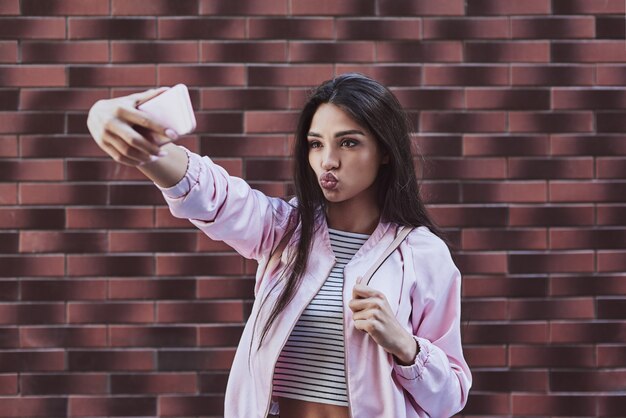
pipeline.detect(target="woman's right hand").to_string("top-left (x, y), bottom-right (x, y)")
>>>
top-left (86, 87), bottom-right (179, 167)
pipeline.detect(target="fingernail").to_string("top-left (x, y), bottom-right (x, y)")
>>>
top-left (165, 129), bottom-right (178, 140)
top-left (158, 150), bottom-right (168, 157)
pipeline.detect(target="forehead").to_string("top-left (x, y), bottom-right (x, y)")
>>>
top-left (309, 103), bottom-right (364, 131)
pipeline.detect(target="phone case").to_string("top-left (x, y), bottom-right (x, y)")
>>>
top-left (137, 83), bottom-right (197, 139)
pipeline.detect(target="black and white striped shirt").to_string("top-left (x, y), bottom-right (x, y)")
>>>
top-left (271, 227), bottom-right (371, 407)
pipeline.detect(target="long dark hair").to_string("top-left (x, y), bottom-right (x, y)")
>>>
top-left (251, 73), bottom-right (455, 355)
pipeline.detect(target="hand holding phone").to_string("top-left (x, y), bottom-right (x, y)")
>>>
top-left (136, 83), bottom-right (197, 145)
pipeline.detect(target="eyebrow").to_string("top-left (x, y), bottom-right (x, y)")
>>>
top-left (307, 129), bottom-right (366, 138)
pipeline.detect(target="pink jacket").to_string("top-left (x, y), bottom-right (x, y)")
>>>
top-left (155, 146), bottom-right (472, 418)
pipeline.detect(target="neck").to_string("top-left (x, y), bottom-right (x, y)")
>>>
top-left (325, 199), bottom-right (380, 235)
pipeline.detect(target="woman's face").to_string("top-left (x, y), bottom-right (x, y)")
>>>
top-left (307, 103), bottom-right (389, 206)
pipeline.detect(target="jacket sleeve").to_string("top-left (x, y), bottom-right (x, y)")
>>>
top-left (154, 145), bottom-right (295, 262)
top-left (391, 237), bottom-right (473, 417)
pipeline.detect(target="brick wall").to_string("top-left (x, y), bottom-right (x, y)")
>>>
top-left (1, 0), bottom-right (625, 416)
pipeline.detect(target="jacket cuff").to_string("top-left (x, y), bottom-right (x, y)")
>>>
top-left (154, 145), bottom-right (201, 199)
top-left (392, 335), bottom-right (432, 380)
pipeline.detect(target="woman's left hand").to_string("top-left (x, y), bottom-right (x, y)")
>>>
top-left (349, 281), bottom-right (418, 365)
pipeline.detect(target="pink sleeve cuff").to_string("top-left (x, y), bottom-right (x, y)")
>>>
top-left (154, 145), bottom-right (202, 199)
top-left (392, 335), bottom-right (432, 381)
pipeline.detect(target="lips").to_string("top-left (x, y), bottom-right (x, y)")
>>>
top-left (320, 172), bottom-right (338, 190)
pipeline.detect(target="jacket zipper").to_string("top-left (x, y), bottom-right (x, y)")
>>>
top-left (262, 259), bottom-right (337, 417)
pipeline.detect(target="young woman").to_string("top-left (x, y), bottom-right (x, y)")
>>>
top-left (87, 73), bottom-right (472, 418)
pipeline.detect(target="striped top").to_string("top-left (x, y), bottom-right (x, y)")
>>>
top-left (271, 227), bottom-right (371, 407)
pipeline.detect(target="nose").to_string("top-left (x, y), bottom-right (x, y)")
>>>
top-left (321, 147), bottom-right (339, 170)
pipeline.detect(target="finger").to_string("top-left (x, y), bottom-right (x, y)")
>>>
top-left (132, 87), bottom-right (169, 107)
top-left (104, 131), bottom-right (152, 165)
top-left (116, 106), bottom-right (177, 144)
top-left (109, 120), bottom-right (162, 156)
top-left (100, 138), bottom-right (141, 167)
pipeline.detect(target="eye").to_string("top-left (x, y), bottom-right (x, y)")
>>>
top-left (307, 140), bottom-right (320, 148)
top-left (341, 138), bottom-right (358, 147)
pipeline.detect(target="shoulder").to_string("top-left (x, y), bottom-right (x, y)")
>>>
top-left (405, 225), bottom-right (451, 260)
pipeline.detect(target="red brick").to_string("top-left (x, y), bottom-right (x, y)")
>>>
top-left (69, 65), bottom-right (156, 87)
top-left (551, 321), bottom-right (626, 343)
top-left (462, 181), bottom-right (547, 203)
top-left (553, 88), bottom-right (626, 110)
top-left (69, 397), bottom-right (156, 417)
top-left (0, 303), bottom-right (65, 325)
top-left (68, 302), bottom-right (154, 324)
top-left (0, 397), bottom-right (67, 417)
top-left (377, 41), bottom-right (462, 62)
top-left (109, 326), bottom-right (197, 347)
top-left (0, 160), bottom-right (63, 181)
top-left (597, 112), bottom-right (626, 133)
top-left (466, 41), bottom-right (549, 62)
top-left (109, 279), bottom-right (196, 300)
top-left (464, 346), bottom-right (506, 368)
top-left (389, 88), bottom-right (463, 109)
top-left (511, 205), bottom-right (594, 227)
top-left (553, 41), bottom-right (626, 63)
top-left (464, 276), bottom-right (547, 298)
top-left (157, 349), bottom-right (235, 371)
top-left (67, 255), bottom-right (154, 277)
top-left (0, 374), bottom-right (17, 394)
top-left (19, 184), bottom-right (107, 205)
top-left (66, 208), bottom-right (154, 229)
top-left (512, 17), bottom-right (595, 39)
top-left (21, 0), bottom-right (109, 15)
top-left (0, 183), bottom-right (16, 205)
top-left (467, 88), bottom-right (549, 110)
top-left (420, 111), bottom-right (506, 133)
top-left (0, 232), bottom-right (17, 252)
top-left (462, 228), bottom-right (546, 250)
top-left (291, 0), bottom-right (375, 15)
top-left (21, 373), bottom-right (107, 395)
top-left (473, 370), bottom-right (549, 392)
top-left (551, 275), bottom-right (626, 296)
top-left (510, 111), bottom-right (593, 133)
top-left (597, 65), bottom-right (626, 86)
top-left (550, 181), bottom-right (626, 203)
top-left (598, 298), bottom-right (626, 319)
top-left (467, 0), bottom-right (550, 15)
top-left (200, 40), bottom-right (285, 62)
top-left (159, 395), bottom-right (224, 416)
top-left (551, 134), bottom-right (626, 156)
top-left (0, 351), bottom-right (65, 372)
top-left (424, 64), bottom-right (509, 86)
top-left (598, 251), bottom-right (626, 272)
top-left (510, 252), bottom-right (594, 274)
top-left (463, 135), bottom-right (549, 157)
top-left (0, 112), bottom-right (64, 134)
top-left (598, 346), bottom-right (626, 367)
top-left (198, 325), bottom-right (244, 346)
top-left (0, 135), bottom-right (17, 156)
top-left (0, 17), bottom-right (65, 38)
top-left (109, 184), bottom-right (171, 206)
top-left (69, 18), bottom-right (156, 39)
top-left (158, 64), bottom-right (244, 86)
top-left (157, 301), bottom-right (243, 323)
top-left (156, 254), bottom-right (244, 276)
top-left (0, 207), bottom-right (65, 229)
top-left (597, 205), bottom-right (626, 226)
top-left (0, 41), bottom-right (17, 62)
top-left (24, 41), bottom-right (108, 64)
top-left (1, 256), bottom-right (64, 277)
top-left (20, 279), bottom-right (107, 301)
top-left (513, 394), bottom-right (597, 416)
top-left (424, 17), bottom-right (508, 39)
top-left (248, 17), bottom-right (333, 39)
top-left (512, 298), bottom-right (595, 319)
top-left (158, 17), bottom-right (245, 39)
top-left (200, 89), bottom-right (288, 110)
top-left (290, 41), bottom-right (374, 63)
top-left (112, 41), bottom-right (198, 63)
top-left (336, 18), bottom-right (420, 40)
top-left (111, 373), bottom-right (197, 394)
top-left (0, 65), bottom-right (66, 87)
top-left (246, 159), bottom-right (290, 181)
top-left (68, 350), bottom-right (154, 371)
top-left (378, 0), bottom-right (464, 16)
top-left (508, 157), bottom-right (593, 179)
top-left (248, 64), bottom-right (333, 86)
top-left (20, 135), bottom-right (102, 157)
top-left (0, 328), bottom-right (19, 348)
top-left (0, 91), bottom-right (17, 111)
top-left (156, 207), bottom-right (197, 228)
top-left (552, 0), bottom-right (625, 14)
top-left (21, 326), bottom-right (107, 348)
top-left (198, 373), bottom-right (229, 392)
top-left (244, 110), bottom-right (299, 133)
top-left (336, 65), bottom-right (423, 87)
top-left (109, 231), bottom-right (196, 252)
top-left (112, 0), bottom-right (198, 15)
top-left (20, 88), bottom-right (108, 110)
top-left (512, 65), bottom-right (593, 86)
top-left (196, 278), bottom-right (253, 299)
top-left (597, 158), bottom-right (626, 178)
top-left (463, 323), bottom-right (548, 344)
top-left (200, 0), bottom-right (286, 15)
top-left (596, 16), bottom-right (624, 39)
top-left (0, 0), bottom-right (19, 15)
top-left (510, 345), bottom-right (595, 367)
top-left (20, 231), bottom-right (107, 253)
top-left (0, 281), bottom-right (18, 300)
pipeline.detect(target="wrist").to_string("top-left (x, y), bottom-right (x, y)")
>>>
top-left (394, 334), bottom-right (419, 366)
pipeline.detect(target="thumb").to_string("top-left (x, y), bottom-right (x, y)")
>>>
top-left (132, 86), bottom-right (170, 107)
